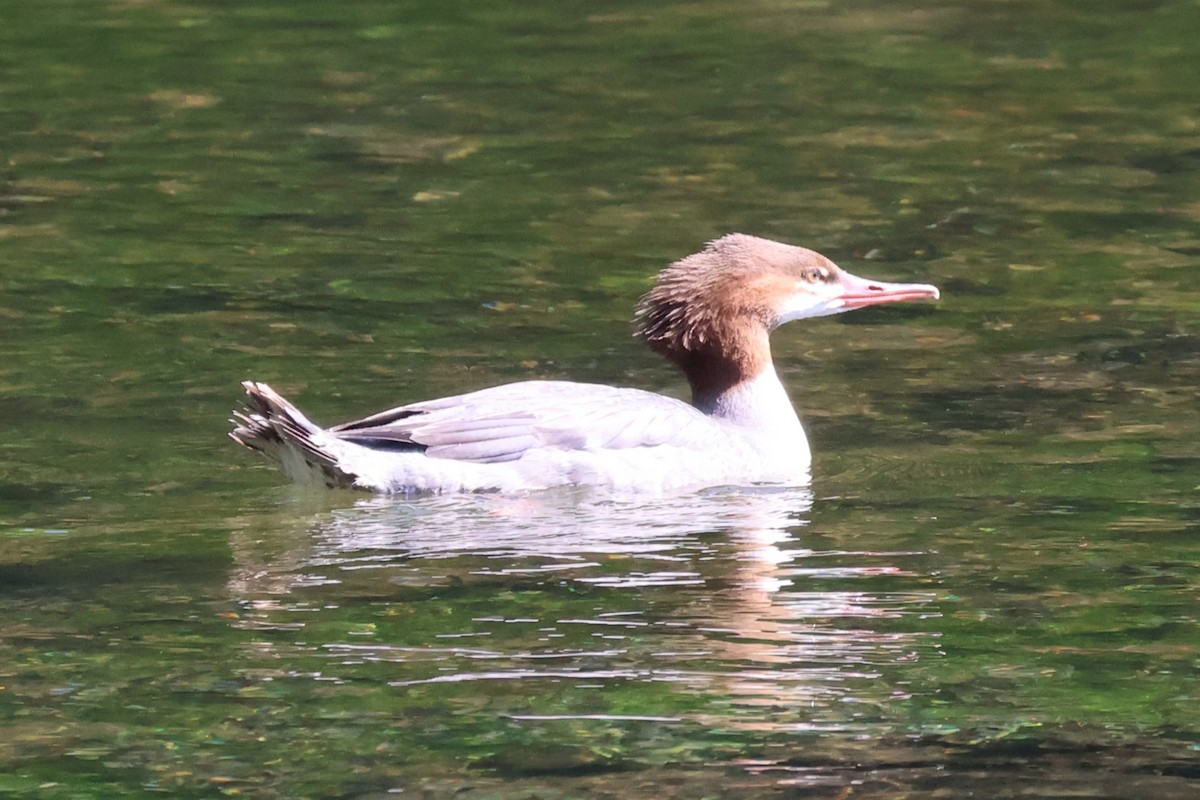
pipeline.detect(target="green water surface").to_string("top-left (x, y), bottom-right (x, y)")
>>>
top-left (1, 1), bottom-right (1198, 797)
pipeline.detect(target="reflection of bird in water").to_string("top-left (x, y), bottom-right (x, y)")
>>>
top-left (225, 488), bottom-right (942, 731)
top-left (231, 234), bottom-right (937, 493)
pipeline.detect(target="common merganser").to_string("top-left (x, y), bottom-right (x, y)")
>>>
top-left (231, 234), bottom-right (938, 494)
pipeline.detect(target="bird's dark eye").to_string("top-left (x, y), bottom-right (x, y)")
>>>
top-left (803, 267), bottom-right (830, 283)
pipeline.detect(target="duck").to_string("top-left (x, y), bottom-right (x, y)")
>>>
top-left (231, 234), bottom-right (939, 494)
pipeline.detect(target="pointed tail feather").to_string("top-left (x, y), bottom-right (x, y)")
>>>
top-left (230, 381), bottom-right (359, 489)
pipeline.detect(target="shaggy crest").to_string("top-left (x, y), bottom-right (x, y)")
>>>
top-left (634, 233), bottom-right (836, 352)
top-left (633, 234), bottom-right (839, 405)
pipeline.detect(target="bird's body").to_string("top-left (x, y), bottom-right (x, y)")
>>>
top-left (231, 234), bottom-right (938, 494)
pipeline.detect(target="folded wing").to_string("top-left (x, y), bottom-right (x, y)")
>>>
top-left (329, 381), bottom-right (713, 464)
